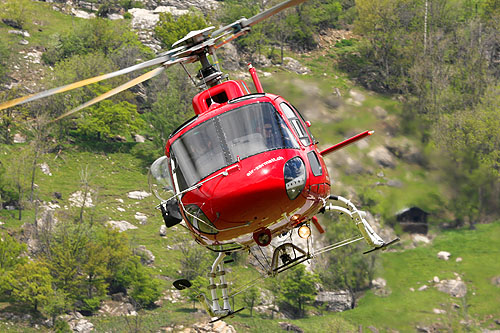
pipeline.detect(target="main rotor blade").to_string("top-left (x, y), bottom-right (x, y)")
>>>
top-left (211, 0), bottom-right (308, 37)
top-left (52, 66), bottom-right (165, 122)
top-left (0, 55), bottom-right (171, 111)
top-left (242, 0), bottom-right (308, 28)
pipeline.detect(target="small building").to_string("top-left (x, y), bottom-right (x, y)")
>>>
top-left (396, 206), bottom-right (429, 234)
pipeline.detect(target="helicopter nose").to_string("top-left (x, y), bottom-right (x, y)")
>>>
top-left (200, 155), bottom-right (307, 226)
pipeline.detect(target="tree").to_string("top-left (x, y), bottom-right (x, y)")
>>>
top-left (276, 265), bottom-right (318, 318)
top-left (75, 100), bottom-right (145, 141)
top-left (145, 67), bottom-right (197, 149)
top-left (42, 18), bottom-right (151, 65)
top-left (154, 12), bottom-right (207, 48)
top-left (316, 214), bottom-right (376, 307)
top-left (434, 86), bottom-right (500, 226)
top-left (114, 256), bottom-right (161, 308)
top-left (242, 287), bottom-right (260, 317)
top-left (4, 261), bottom-right (54, 312)
top-left (0, 232), bottom-right (26, 273)
top-left (0, 0), bottom-right (30, 29)
top-left (183, 275), bottom-right (208, 310)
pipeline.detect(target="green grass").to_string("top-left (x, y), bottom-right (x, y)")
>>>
top-left (336, 221), bottom-right (500, 332)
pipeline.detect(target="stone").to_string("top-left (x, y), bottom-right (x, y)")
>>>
top-left (283, 57), bottom-right (311, 75)
top-left (349, 89), bottom-right (366, 103)
top-left (387, 179), bottom-right (403, 188)
top-left (437, 251), bottom-right (451, 260)
top-left (418, 285), bottom-right (428, 291)
top-left (13, 133), bottom-right (26, 143)
top-left (69, 191), bottom-right (94, 208)
top-left (107, 13), bottom-right (123, 20)
top-left (107, 220), bottom-right (138, 232)
top-left (372, 277), bottom-right (386, 289)
top-left (433, 276), bottom-right (440, 283)
top-left (314, 290), bottom-right (353, 312)
top-left (436, 279), bottom-right (467, 298)
top-left (368, 326), bottom-right (379, 333)
top-left (456, 257), bottom-right (463, 262)
top-left (254, 54), bottom-right (272, 67)
top-left (69, 318), bottom-right (94, 333)
top-left (491, 276), bottom-right (500, 286)
top-left (135, 212), bottom-right (148, 224)
top-left (159, 224), bottom-right (167, 236)
top-left (412, 234), bottom-right (431, 244)
top-left (368, 146), bottom-right (396, 168)
top-left (134, 134), bottom-right (146, 143)
top-left (2, 18), bottom-right (23, 29)
top-left (112, 134), bottom-right (127, 142)
top-left (8, 30), bottom-right (30, 37)
top-left (278, 322), bottom-right (304, 333)
top-left (99, 300), bottom-right (136, 316)
top-left (433, 308), bottom-right (446, 314)
top-left (134, 245), bottom-right (155, 265)
top-left (71, 9), bottom-right (96, 19)
top-left (127, 190), bottom-right (151, 200)
top-left (373, 106), bottom-right (388, 119)
top-left (40, 162), bottom-right (52, 176)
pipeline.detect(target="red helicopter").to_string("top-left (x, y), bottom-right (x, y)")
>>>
top-left (0, 0), bottom-right (398, 321)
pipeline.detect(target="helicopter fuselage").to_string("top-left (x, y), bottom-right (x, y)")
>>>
top-left (164, 79), bottom-right (330, 251)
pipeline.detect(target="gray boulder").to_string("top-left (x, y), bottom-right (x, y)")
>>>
top-left (134, 245), bottom-right (155, 265)
top-left (436, 279), bottom-right (467, 298)
top-left (368, 146), bottom-right (396, 168)
top-left (314, 290), bottom-right (353, 312)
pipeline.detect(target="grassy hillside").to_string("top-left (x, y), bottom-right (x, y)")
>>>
top-left (1, 1), bottom-right (499, 332)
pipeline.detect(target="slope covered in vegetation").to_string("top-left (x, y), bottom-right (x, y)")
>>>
top-left (0, 0), bottom-right (499, 332)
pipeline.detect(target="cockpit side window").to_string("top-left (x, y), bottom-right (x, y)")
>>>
top-left (280, 102), bottom-right (312, 146)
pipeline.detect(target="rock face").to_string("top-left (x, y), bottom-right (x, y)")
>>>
top-left (99, 300), bottom-right (137, 316)
top-left (314, 290), bottom-right (353, 312)
top-left (436, 279), bottom-right (467, 298)
top-left (61, 312), bottom-right (94, 333)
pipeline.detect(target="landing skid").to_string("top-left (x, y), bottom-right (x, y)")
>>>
top-left (209, 307), bottom-right (245, 323)
top-left (321, 194), bottom-right (399, 255)
top-left (363, 237), bottom-right (400, 254)
top-left (173, 194), bottom-right (399, 322)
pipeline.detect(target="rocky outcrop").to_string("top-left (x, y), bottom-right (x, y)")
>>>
top-left (60, 312), bottom-right (94, 333)
top-left (69, 190), bottom-right (94, 208)
top-left (98, 299), bottom-right (137, 316)
top-left (314, 290), bottom-right (353, 312)
top-left (135, 0), bottom-right (219, 12)
top-left (436, 279), bottom-right (467, 298)
top-left (282, 57), bottom-right (311, 75)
